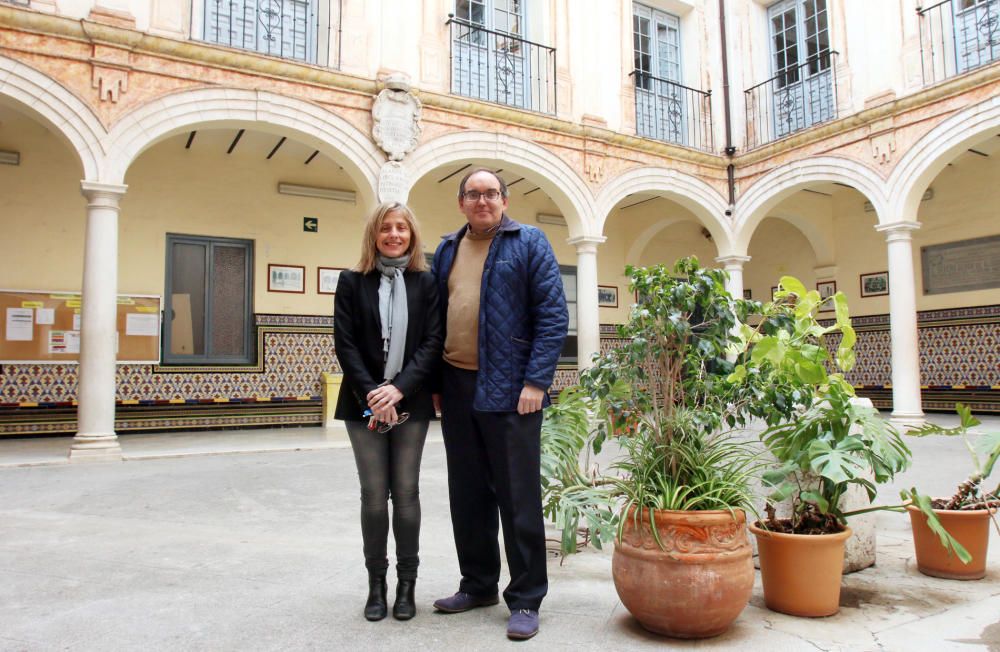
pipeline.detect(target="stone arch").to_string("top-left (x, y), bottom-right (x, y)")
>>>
top-left (402, 131), bottom-right (596, 238)
top-left (595, 166), bottom-right (734, 254)
top-left (734, 156), bottom-right (888, 252)
top-left (888, 96), bottom-right (1000, 220)
top-left (0, 55), bottom-right (106, 180)
top-left (104, 87), bottom-right (382, 205)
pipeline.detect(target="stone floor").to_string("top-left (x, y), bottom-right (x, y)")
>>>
top-left (0, 414), bottom-right (998, 651)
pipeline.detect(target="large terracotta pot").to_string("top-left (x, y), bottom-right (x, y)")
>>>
top-left (907, 504), bottom-right (994, 580)
top-left (612, 507), bottom-right (754, 639)
top-left (748, 522), bottom-right (852, 617)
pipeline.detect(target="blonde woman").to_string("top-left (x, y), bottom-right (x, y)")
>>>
top-left (333, 202), bottom-right (442, 621)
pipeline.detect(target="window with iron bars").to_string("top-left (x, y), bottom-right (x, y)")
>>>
top-left (202, 0), bottom-right (321, 64)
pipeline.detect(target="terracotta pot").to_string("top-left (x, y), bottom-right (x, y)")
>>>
top-left (907, 504), bottom-right (994, 580)
top-left (748, 522), bottom-right (852, 617)
top-left (612, 507), bottom-right (754, 639)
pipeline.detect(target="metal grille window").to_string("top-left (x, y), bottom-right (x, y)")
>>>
top-left (954, 0), bottom-right (1000, 72)
top-left (164, 235), bottom-right (255, 365)
top-left (768, 0), bottom-right (833, 137)
top-left (449, 0), bottom-right (557, 114)
top-left (0, 0), bottom-right (30, 6)
top-left (203, 0), bottom-right (318, 63)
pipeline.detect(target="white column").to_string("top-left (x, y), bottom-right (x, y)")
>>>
top-left (568, 235), bottom-right (605, 370)
top-left (715, 255), bottom-right (751, 300)
top-left (70, 181), bottom-right (127, 462)
top-left (874, 221), bottom-right (925, 427)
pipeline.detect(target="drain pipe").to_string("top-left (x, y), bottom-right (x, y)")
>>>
top-left (718, 0), bottom-right (736, 210)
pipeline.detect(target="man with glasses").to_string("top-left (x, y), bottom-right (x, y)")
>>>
top-left (430, 168), bottom-right (568, 641)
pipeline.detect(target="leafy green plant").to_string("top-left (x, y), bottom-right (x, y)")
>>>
top-left (739, 277), bottom-right (912, 534)
top-left (900, 404), bottom-right (1000, 563)
top-left (541, 258), bottom-right (776, 555)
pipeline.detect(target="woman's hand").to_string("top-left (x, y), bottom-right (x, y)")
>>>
top-left (373, 405), bottom-right (399, 426)
top-left (367, 384), bottom-right (403, 411)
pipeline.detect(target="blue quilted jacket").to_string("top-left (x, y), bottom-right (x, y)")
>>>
top-left (432, 215), bottom-right (569, 412)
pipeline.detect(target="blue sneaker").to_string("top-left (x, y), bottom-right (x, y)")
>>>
top-left (506, 609), bottom-right (539, 640)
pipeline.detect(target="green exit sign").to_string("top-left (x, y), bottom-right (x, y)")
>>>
top-left (303, 217), bottom-right (318, 232)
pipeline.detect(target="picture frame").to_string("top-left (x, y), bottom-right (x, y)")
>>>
top-left (816, 280), bottom-right (837, 300)
top-left (771, 286), bottom-right (780, 301)
top-left (860, 271), bottom-right (889, 297)
top-left (743, 289), bottom-right (752, 300)
top-left (597, 285), bottom-right (619, 308)
top-left (267, 264), bottom-right (305, 293)
top-left (317, 267), bottom-right (345, 295)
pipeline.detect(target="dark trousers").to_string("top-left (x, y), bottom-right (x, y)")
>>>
top-left (440, 363), bottom-right (548, 611)
top-left (345, 419), bottom-right (429, 580)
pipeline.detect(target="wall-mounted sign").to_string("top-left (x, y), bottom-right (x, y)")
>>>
top-left (921, 234), bottom-right (1000, 295)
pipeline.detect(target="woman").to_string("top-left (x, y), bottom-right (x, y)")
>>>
top-left (333, 202), bottom-right (442, 622)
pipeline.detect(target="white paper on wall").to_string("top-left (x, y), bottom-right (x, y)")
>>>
top-left (5, 308), bottom-right (33, 341)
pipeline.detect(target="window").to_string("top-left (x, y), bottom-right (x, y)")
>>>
top-left (450, 0), bottom-right (556, 113)
top-left (632, 3), bottom-right (686, 144)
top-left (953, 0), bottom-right (1000, 73)
top-left (560, 265), bottom-right (578, 364)
top-left (202, 0), bottom-right (318, 63)
top-left (164, 235), bottom-right (254, 365)
top-left (767, 0), bottom-right (834, 137)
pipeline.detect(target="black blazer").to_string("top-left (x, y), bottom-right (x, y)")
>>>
top-left (333, 269), bottom-right (443, 422)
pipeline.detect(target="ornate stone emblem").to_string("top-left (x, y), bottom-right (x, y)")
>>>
top-left (378, 161), bottom-right (409, 204)
top-left (372, 74), bottom-right (422, 162)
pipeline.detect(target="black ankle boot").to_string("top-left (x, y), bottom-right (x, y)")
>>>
top-left (393, 579), bottom-right (416, 620)
top-left (364, 574), bottom-right (387, 621)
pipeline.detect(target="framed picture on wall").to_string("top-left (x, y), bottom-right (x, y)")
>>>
top-left (743, 289), bottom-right (752, 299)
top-left (816, 280), bottom-right (837, 299)
top-left (318, 267), bottom-right (345, 295)
top-left (268, 264), bottom-right (305, 293)
top-left (860, 271), bottom-right (889, 297)
top-left (598, 285), bottom-right (619, 308)
top-left (771, 286), bottom-right (780, 301)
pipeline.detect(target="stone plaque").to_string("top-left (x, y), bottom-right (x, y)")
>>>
top-left (372, 81), bottom-right (422, 162)
top-left (378, 162), bottom-right (409, 204)
top-left (921, 234), bottom-right (1000, 295)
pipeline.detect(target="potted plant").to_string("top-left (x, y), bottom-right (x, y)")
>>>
top-left (540, 258), bottom-right (804, 639)
top-left (902, 404), bottom-right (1000, 580)
top-left (739, 277), bottom-right (912, 617)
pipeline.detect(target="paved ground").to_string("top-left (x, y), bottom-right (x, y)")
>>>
top-left (1, 415), bottom-right (998, 651)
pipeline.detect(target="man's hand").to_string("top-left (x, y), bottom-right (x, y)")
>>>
top-left (517, 384), bottom-right (545, 415)
top-left (367, 384), bottom-right (403, 411)
top-left (432, 393), bottom-right (442, 416)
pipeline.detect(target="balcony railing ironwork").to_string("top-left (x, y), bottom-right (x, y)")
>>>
top-left (0, 0), bottom-right (30, 6)
top-left (447, 15), bottom-right (556, 115)
top-left (631, 71), bottom-right (713, 152)
top-left (202, 0), bottom-right (333, 66)
top-left (918, 0), bottom-right (1000, 85)
top-left (744, 51), bottom-right (838, 150)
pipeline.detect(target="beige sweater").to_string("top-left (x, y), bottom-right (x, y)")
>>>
top-left (443, 231), bottom-right (495, 370)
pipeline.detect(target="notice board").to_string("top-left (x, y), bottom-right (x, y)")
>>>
top-left (0, 290), bottom-right (161, 364)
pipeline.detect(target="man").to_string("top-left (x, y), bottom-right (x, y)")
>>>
top-left (430, 168), bottom-right (568, 641)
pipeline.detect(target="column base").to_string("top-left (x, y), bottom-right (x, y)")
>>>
top-left (69, 434), bottom-right (123, 463)
top-left (889, 412), bottom-right (926, 429)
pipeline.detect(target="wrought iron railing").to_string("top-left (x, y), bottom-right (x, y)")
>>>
top-left (631, 71), bottom-right (713, 152)
top-left (447, 15), bottom-right (557, 115)
top-left (744, 51), bottom-right (838, 150)
top-left (0, 0), bottom-right (30, 6)
top-left (917, 0), bottom-right (1000, 85)
top-left (201, 0), bottom-right (334, 66)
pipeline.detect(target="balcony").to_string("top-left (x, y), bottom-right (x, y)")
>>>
top-left (918, 0), bottom-right (1000, 85)
top-left (744, 52), bottom-right (839, 150)
top-left (631, 71), bottom-right (714, 152)
top-left (0, 0), bottom-right (30, 6)
top-left (200, 0), bottom-right (334, 66)
top-left (447, 15), bottom-right (556, 115)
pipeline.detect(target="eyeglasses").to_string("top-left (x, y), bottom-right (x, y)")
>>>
top-left (363, 409), bottom-right (411, 434)
top-left (462, 189), bottom-right (503, 203)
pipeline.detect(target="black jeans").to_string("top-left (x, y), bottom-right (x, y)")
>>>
top-left (345, 419), bottom-right (429, 580)
top-left (440, 363), bottom-right (548, 611)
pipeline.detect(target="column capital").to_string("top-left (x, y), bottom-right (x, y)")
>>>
top-left (567, 235), bottom-right (606, 253)
top-left (874, 221), bottom-right (921, 241)
top-left (714, 255), bottom-right (751, 269)
top-left (80, 181), bottom-right (128, 205)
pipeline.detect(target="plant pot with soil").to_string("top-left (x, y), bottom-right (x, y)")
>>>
top-left (902, 404), bottom-right (1000, 580)
top-left (737, 278), bottom-right (912, 617)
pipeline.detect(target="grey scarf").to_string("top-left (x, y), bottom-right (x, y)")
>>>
top-left (374, 254), bottom-right (410, 382)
